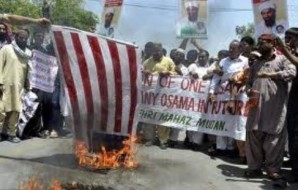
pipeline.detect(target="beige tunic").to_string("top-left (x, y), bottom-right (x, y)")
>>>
top-left (0, 44), bottom-right (30, 112)
top-left (246, 53), bottom-right (296, 135)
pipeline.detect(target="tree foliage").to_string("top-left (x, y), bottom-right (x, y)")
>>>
top-left (235, 23), bottom-right (255, 39)
top-left (0, 0), bottom-right (40, 18)
top-left (51, 0), bottom-right (98, 30)
top-left (0, 0), bottom-right (98, 31)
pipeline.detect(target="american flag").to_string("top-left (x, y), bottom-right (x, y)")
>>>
top-left (51, 26), bottom-right (141, 142)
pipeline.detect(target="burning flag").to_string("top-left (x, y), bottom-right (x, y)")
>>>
top-left (51, 26), bottom-right (141, 163)
top-left (51, 26), bottom-right (141, 142)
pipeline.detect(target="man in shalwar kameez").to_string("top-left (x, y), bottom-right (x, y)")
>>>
top-left (0, 28), bottom-right (31, 143)
top-left (244, 34), bottom-right (296, 180)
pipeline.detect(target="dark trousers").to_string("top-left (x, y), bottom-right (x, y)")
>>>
top-left (287, 113), bottom-right (298, 175)
top-left (42, 100), bottom-right (63, 132)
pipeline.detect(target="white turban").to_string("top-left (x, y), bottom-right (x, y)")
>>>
top-left (185, 1), bottom-right (199, 8)
top-left (105, 8), bottom-right (115, 15)
top-left (258, 1), bottom-right (276, 13)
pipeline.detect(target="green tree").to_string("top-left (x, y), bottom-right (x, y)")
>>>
top-left (0, 0), bottom-right (98, 31)
top-left (235, 23), bottom-right (255, 39)
top-left (0, 0), bottom-right (40, 18)
top-left (51, 0), bottom-right (98, 31)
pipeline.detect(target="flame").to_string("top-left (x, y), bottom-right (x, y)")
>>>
top-left (75, 136), bottom-right (139, 169)
top-left (50, 179), bottom-right (62, 190)
top-left (19, 176), bottom-right (43, 190)
top-left (20, 177), bottom-right (62, 190)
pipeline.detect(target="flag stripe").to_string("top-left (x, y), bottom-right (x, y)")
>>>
top-left (53, 31), bottom-right (82, 139)
top-left (127, 45), bottom-right (138, 134)
top-left (116, 43), bottom-right (130, 135)
top-left (107, 41), bottom-right (123, 133)
top-left (78, 34), bottom-right (102, 135)
top-left (87, 36), bottom-right (109, 132)
top-left (71, 33), bottom-right (94, 143)
top-left (52, 26), bottom-right (140, 138)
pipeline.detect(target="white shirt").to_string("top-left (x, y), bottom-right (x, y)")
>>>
top-left (177, 63), bottom-right (189, 76)
top-left (188, 63), bottom-right (208, 78)
top-left (97, 24), bottom-right (115, 38)
top-left (255, 19), bottom-right (288, 37)
top-left (209, 55), bottom-right (248, 94)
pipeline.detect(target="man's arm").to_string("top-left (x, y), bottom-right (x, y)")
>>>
top-left (275, 37), bottom-right (298, 65)
top-left (178, 39), bottom-right (189, 50)
top-left (0, 14), bottom-right (50, 26)
top-left (257, 56), bottom-right (296, 82)
top-left (190, 39), bottom-right (204, 52)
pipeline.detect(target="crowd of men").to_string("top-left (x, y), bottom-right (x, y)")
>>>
top-left (0, 14), bottom-right (69, 144)
top-left (139, 29), bottom-right (298, 186)
top-left (1, 12), bottom-right (298, 188)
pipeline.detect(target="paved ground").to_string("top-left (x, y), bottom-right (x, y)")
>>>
top-left (0, 137), bottom-right (297, 190)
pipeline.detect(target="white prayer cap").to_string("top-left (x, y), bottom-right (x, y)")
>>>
top-left (176, 48), bottom-right (185, 54)
top-left (185, 1), bottom-right (199, 8)
top-left (250, 51), bottom-right (262, 58)
top-left (105, 8), bottom-right (115, 15)
top-left (258, 1), bottom-right (276, 12)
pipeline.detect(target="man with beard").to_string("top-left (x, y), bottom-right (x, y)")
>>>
top-left (0, 22), bottom-right (11, 49)
top-left (177, 0), bottom-right (207, 38)
top-left (0, 28), bottom-right (31, 143)
top-left (98, 8), bottom-right (115, 38)
top-left (255, 1), bottom-right (287, 37)
top-left (275, 28), bottom-right (298, 183)
top-left (244, 34), bottom-right (296, 181)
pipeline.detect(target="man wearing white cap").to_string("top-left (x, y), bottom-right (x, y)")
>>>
top-left (98, 8), bottom-right (115, 38)
top-left (255, 0), bottom-right (288, 37)
top-left (177, 0), bottom-right (207, 38)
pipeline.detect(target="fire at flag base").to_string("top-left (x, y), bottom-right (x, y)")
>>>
top-left (19, 176), bottom-right (111, 190)
top-left (75, 136), bottom-right (139, 170)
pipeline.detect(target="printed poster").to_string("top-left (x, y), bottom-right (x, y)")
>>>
top-left (177, 0), bottom-right (208, 39)
top-left (252, 0), bottom-right (289, 37)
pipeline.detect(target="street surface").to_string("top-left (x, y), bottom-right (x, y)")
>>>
top-left (0, 136), bottom-right (297, 190)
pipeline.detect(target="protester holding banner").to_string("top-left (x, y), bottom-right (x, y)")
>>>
top-left (21, 30), bottom-right (50, 139)
top-left (185, 49), bottom-right (198, 67)
top-left (244, 34), bottom-right (296, 180)
top-left (0, 28), bottom-right (31, 143)
top-left (274, 28), bottom-right (298, 183)
top-left (208, 40), bottom-right (248, 157)
top-left (205, 49), bottom-right (229, 80)
top-left (187, 49), bottom-right (210, 151)
top-left (143, 43), bottom-right (177, 149)
top-left (168, 48), bottom-right (188, 147)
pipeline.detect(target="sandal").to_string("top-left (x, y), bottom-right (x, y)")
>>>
top-left (244, 169), bottom-right (263, 178)
top-left (267, 172), bottom-right (284, 181)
